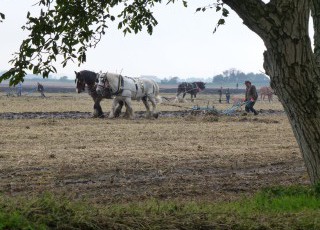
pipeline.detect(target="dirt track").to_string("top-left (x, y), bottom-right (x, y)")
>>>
top-left (0, 109), bottom-right (285, 119)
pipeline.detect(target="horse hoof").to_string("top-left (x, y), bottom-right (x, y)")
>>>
top-left (114, 109), bottom-right (122, 118)
top-left (128, 115), bottom-right (135, 120)
top-left (92, 114), bottom-right (104, 118)
top-left (98, 114), bottom-right (105, 118)
top-left (91, 114), bottom-right (99, 118)
top-left (153, 113), bottom-right (159, 119)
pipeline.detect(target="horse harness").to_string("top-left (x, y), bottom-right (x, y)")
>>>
top-left (102, 74), bottom-right (149, 97)
top-left (103, 73), bottom-right (125, 96)
top-left (192, 83), bottom-right (200, 92)
top-left (125, 76), bottom-right (144, 95)
top-left (138, 78), bottom-right (145, 94)
top-left (182, 82), bottom-right (200, 94)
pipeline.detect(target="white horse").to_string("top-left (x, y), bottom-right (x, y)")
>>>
top-left (96, 72), bottom-right (162, 119)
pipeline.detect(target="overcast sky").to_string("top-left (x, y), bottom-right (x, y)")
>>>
top-left (0, 0), bottom-right (267, 80)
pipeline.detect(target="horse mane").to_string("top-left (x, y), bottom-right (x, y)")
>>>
top-left (79, 70), bottom-right (97, 86)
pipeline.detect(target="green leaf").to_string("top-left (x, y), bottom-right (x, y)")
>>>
top-left (213, 27), bottom-right (217, 34)
top-left (43, 71), bottom-right (49, 78)
top-left (218, 18), bottom-right (225, 25)
top-left (33, 65), bottom-right (39, 74)
top-left (52, 44), bottom-right (58, 55)
top-left (182, 1), bottom-right (187, 7)
top-left (118, 22), bottom-right (122, 29)
top-left (147, 24), bottom-right (153, 35)
top-left (222, 8), bottom-right (229, 17)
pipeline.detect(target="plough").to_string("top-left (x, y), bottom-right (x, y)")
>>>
top-left (191, 105), bottom-right (218, 112)
top-left (220, 101), bottom-right (248, 115)
top-left (191, 101), bottom-right (249, 116)
top-left (161, 96), bottom-right (250, 116)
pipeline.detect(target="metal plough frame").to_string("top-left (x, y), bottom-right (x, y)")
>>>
top-left (192, 101), bottom-right (250, 116)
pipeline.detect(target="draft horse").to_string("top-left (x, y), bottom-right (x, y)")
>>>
top-left (176, 82), bottom-right (206, 102)
top-left (75, 70), bottom-right (126, 118)
top-left (96, 72), bottom-right (162, 119)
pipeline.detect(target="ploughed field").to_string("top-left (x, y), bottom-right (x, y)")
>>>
top-left (0, 91), bottom-right (309, 204)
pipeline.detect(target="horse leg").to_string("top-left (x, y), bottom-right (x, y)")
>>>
top-left (183, 93), bottom-right (186, 99)
top-left (148, 96), bottom-right (159, 119)
top-left (114, 100), bottom-right (124, 118)
top-left (175, 91), bottom-right (181, 102)
top-left (93, 99), bottom-right (104, 118)
top-left (124, 97), bottom-right (134, 119)
top-left (191, 94), bottom-right (194, 102)
top-left (122, 102), bottom-right (131, 118)
top-left (142, 96), bottom-right (151, 119)
top-left (109, 98), bottom-right (120, 119)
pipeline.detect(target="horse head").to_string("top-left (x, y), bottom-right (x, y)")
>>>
top-left (75, 71), bottom-right (85, 93)
top-left (196, 82), bottom-right (206, 90)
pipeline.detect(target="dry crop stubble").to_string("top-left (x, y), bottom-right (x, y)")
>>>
top-left (0, 93), bottom-right (309, 204)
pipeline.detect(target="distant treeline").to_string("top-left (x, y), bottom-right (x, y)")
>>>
top-left (212, 69), bottom-right (270, 84)
top-left (0, 71), bottom-right (73, 82)
top-left (160, 69), bottom-right (270, 85)
top-left (1, 69), bottom-right (270, 85)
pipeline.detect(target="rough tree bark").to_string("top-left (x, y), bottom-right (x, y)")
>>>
top-left (223, 0), bottom-right (320, 184)
top-left (311, 0), bottom-right (320, 67)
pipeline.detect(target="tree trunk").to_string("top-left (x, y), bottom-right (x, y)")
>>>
top-left (224, 0), bottom-right (320, 184)
top-left (311, 0), bottom-right (320, 68)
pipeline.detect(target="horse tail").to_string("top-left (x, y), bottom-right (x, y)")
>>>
top-left (153, 81), bottom-right (162, 104)
top-left (156, 95), bottom-right (162, 104)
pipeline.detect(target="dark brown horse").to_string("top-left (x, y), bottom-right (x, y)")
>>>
top-left (75, 70), bottom-right (125, 118)
top-left (176, 82), bottom-right (206, 102)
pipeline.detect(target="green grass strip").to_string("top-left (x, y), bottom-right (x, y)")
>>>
top-left (1, 185), bottom-right (320, 229)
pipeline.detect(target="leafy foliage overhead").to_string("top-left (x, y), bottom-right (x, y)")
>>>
top-left (196, 2), bottom-right (229, 33)
top-left (0, 0), bottom-right (229, 86)
top-left (0, 12), bottom-right (5, 22)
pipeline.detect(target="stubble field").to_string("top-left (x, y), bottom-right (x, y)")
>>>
top-left (0, 91), bottom-right (310, 205)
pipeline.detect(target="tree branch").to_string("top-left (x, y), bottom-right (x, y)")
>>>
top-left (222, 0), bottom-right (274, 40)
top-left (0, 0), bottom-right (161, 86)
